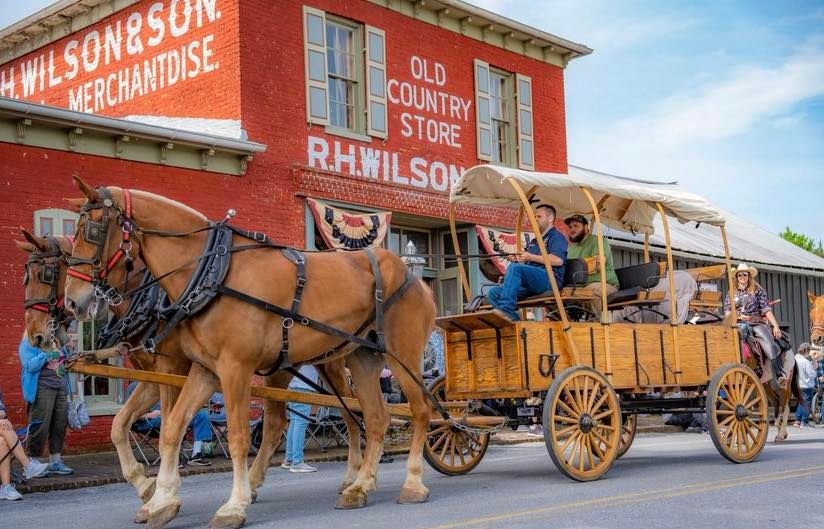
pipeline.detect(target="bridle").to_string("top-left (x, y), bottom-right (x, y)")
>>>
top-left (23, 236), bottom-right (69, 345)
top-left (67, 187), bottom-right (135, 306)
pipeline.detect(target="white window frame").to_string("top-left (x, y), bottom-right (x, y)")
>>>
top-left (474, 59), bottom-right (493, 161)
top-left (365, 25), bottom-right (388, 138)
top-left (516, 74), bottom-right (534, 170)
top-left (303, 6), bottom-right (330, 126)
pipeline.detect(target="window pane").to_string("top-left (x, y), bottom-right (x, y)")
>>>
top-left (39, 217), bottom-right (53, 236)
top-left (306, 13), bottom-right (324, 46)
top-left (309, 86), bottom-right (328, 119)
top-left (63, 219), bottom-right (76, 236)
top-left (519, 109), bottom-right (532, 136)
top-left (518, 79), bottom-right (531, 106)
top-left (476, 64), bottom-right (489, 94)
top-left (308, 50), bottom-right (325, 81)
top-left (326, 23), bottom-right (354, 79)
top-left (479, 128), bottom-right (491, 156)
top-left (369, 101), bottom-right (386, 132)
top-left (521, 139), bottom-right (534, 167)
top-left (368, 32), bottom-right (384, 64)
top-left (441, 232), bottom-right (468, 269)
top-left (478, 98), bottom-right (490, 124)
top-left (440, 278), bottom-right (460, 316)
top-left (369, 66), bottom-right (385, 97)
top-left (388, 228), bottom-right (401, 254)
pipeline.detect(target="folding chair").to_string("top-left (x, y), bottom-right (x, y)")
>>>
top-left (8, 419), bottom-right (43, 486)
top-left (208, 394), bottom-right (263, 459)
top-left (130, 419), bottom-right (191, 467)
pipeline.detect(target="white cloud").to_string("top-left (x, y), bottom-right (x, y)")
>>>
top-left (602, 39), bottom-right (824, 150)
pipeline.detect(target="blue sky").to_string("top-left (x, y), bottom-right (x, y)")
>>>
top-left (2, 1), bottom-right (822, 242)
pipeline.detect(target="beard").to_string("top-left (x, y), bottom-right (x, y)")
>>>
top-left (570, 231), bottom-right (586, 243)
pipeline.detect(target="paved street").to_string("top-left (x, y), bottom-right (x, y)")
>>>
top-left (6, 428), bottom-right (823, 529)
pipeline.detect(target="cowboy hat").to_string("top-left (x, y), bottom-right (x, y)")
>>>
top-left (734, 262), bottom-right (758, 278)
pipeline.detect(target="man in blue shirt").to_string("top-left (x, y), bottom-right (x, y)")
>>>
top-left (487, 204), bottom-right (568, 320)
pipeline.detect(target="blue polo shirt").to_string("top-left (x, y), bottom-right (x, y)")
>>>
top-left (525, 227), bottom-right (568, 287)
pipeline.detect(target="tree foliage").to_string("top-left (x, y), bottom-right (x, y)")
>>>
top-left (780, 227), bottom-right (824, 257)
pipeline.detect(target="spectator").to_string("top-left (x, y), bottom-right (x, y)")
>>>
top-left (127, 382), bottom-right (212, 466)
top-left (0, 388), bottom-right (49, 500)
top-left (18, 334), bottom-right (73, 475)
top-left (795, 343), bottom-right (817, 428)
top-left (282, 365), bottom-right (319, 473)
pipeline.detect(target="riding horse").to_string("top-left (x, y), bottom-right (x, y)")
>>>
top-left (63, 177), bottom-right (435, 529)
top-left (17, 228), bottom-right (362, 521)
top-left (810, 291), bottom-right (824, 348)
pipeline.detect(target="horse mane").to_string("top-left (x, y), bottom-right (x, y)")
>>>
top-left (127, 188), bottom-right (209, 222)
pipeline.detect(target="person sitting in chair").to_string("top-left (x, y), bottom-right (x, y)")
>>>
top-left (487, 204), bottom-right (567, 321)
top-left (127, 382), bottom-right (213, 466)
top-left (565, 214), bottom-right (619, 315)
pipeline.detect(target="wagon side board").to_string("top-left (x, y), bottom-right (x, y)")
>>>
top-left (438, 313), bottom-right (740, 398)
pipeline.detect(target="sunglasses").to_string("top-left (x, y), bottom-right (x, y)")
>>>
top-left (736, 272), bottom-right (749, 277)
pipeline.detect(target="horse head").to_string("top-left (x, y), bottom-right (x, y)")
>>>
top-left (16, 228), bottom-right (73, 350)
top-left (809, 291), bottom-right (824, 347)
top-left (64, 176), bottom-right (139, 322)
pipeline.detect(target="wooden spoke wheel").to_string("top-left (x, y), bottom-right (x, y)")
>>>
top-left (616, 413), bottom-right (637, 459)
top-left (543, 366), bottom-right (621, 482)
top-left (707, 364), bottom-right (768, 464)
top-left (423, 376), bottom-right (490, 476)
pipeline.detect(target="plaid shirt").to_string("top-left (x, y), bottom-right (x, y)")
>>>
top-left (724, 286), bottom-right (770, 317)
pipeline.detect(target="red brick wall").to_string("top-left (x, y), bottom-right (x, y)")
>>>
top-left (0, 0), bottom-right (241, 119)
top-left (0, 141), bottom-right (282, 451)
top-left (240, 0), bottom-right (568, 226)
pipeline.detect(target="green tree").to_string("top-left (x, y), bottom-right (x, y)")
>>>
top-left (780, 227), bottom-right (824, 257)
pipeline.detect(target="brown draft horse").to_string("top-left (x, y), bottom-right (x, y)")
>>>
top-left (744, 346), bottom-right (798, 443)
top-left (64, 178), bottom-right (435, 529)
top-left (17, 229), bottom-right (363, 518)
top-left (810, 291), bottom-right (824, 348)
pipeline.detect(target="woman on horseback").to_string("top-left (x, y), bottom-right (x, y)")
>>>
top-left (724, 263), bottom-right (785, 379)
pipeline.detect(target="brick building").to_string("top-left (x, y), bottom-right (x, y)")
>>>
top-left (0, 0), bottom-right (590, 451)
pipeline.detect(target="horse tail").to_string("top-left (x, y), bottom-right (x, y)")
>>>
top-left (790, 362), bottom-right (803, 406)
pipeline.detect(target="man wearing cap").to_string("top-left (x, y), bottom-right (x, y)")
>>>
top-left (565, 214), bottom-right (619, 315)
top-left (487, 204), bottom-right (567, 321)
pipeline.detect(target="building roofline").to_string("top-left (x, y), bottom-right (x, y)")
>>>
top-left (436, 0), bottom-right (592, 58)
top-left (0, 96), bottom-right (265, 154)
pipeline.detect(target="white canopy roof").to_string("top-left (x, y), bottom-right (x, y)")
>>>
top-left (450, 165), bottom-right (726, 235)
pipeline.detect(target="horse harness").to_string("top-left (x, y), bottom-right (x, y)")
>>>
top-left (23, 236), bottom-right (69, 344)
top-left (68, 187), bottom-right (416, 373)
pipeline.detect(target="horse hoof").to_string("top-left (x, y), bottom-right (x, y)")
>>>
top-left (147, 500), bottom-right (181, 529)
top-left (208, 513), bottom-right (246, 529)
top-left (337, 481), bottom-right (354, 494)
top-left (397, 486), bottom-right (430, 504)
top-left (139, 478), bottom-right (157, 504)
top-left (250, 490), bottom-right (258, 504)
top-left (133, 507), bottom-right (149, 524)
top-left (335, 488), bottom-right (368, 510)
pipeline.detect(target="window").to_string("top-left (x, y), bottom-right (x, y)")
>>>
top-left (34, 208), bottom-right (79, 237)
top-left (387, 226), bottom-right (432, 268)
top-left (303, 6), bottom-right (387, 138)
top-left (474, 60), bottom-right (534, 169)
top-left (38, 217), bottom-right (54, 237)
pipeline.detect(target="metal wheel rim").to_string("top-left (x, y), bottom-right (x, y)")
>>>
top-left (708, 364), bottom-right (768, 463)
top-left (545, 367), bottom-right (621, 481)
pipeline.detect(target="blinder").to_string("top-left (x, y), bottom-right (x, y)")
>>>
top-left (84, 216), bottom-right (108, 247)
top-left (39, 262), bottom-right (58, 286)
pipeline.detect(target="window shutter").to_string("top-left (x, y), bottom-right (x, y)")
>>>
top-left (365, 26), bottom-right (387, 139)
top-left (303, 6), bottom-right (329, 125)
top-left (516, 73), bottom-right (534, 170)
top-left (474, 59), bottom-right (492, 162)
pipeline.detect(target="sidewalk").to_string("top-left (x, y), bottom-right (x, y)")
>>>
top-left (16, 416), bottom-right (681, 494)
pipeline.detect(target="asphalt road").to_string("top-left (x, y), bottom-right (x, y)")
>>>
top-left (6, 427), bottom-right (824, 529)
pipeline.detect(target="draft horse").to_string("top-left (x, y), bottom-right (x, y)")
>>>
top-left (64, 177), bottom-right (436, 529)
top-left (17, 229), bottom-right (360, 517)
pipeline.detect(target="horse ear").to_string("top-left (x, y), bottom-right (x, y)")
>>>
top-left (810, 291), bottom-right (819, 305)
top-left (64, 197), bottom-right (86, 211)
top-left (14, 239), bottom-right (36, 253)
top-left (73, 175), bottom-right (100, 201)
top-left (21, 227), bottom-right (48, 251)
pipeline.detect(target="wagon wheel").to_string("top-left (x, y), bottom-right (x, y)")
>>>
top-left (707, 364), bottom-right (768, 464)
top-left (616, 413), bottom-right (637, 459)
top-left (422, 376), bottom-right (490, 476)
top-left (543, 366), bottom-right (621, 481)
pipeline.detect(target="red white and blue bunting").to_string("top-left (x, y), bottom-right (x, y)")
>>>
top-left (307, 198), bottom-right (392, 250)
top-left (475, 225), bottom-right (534, 277)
